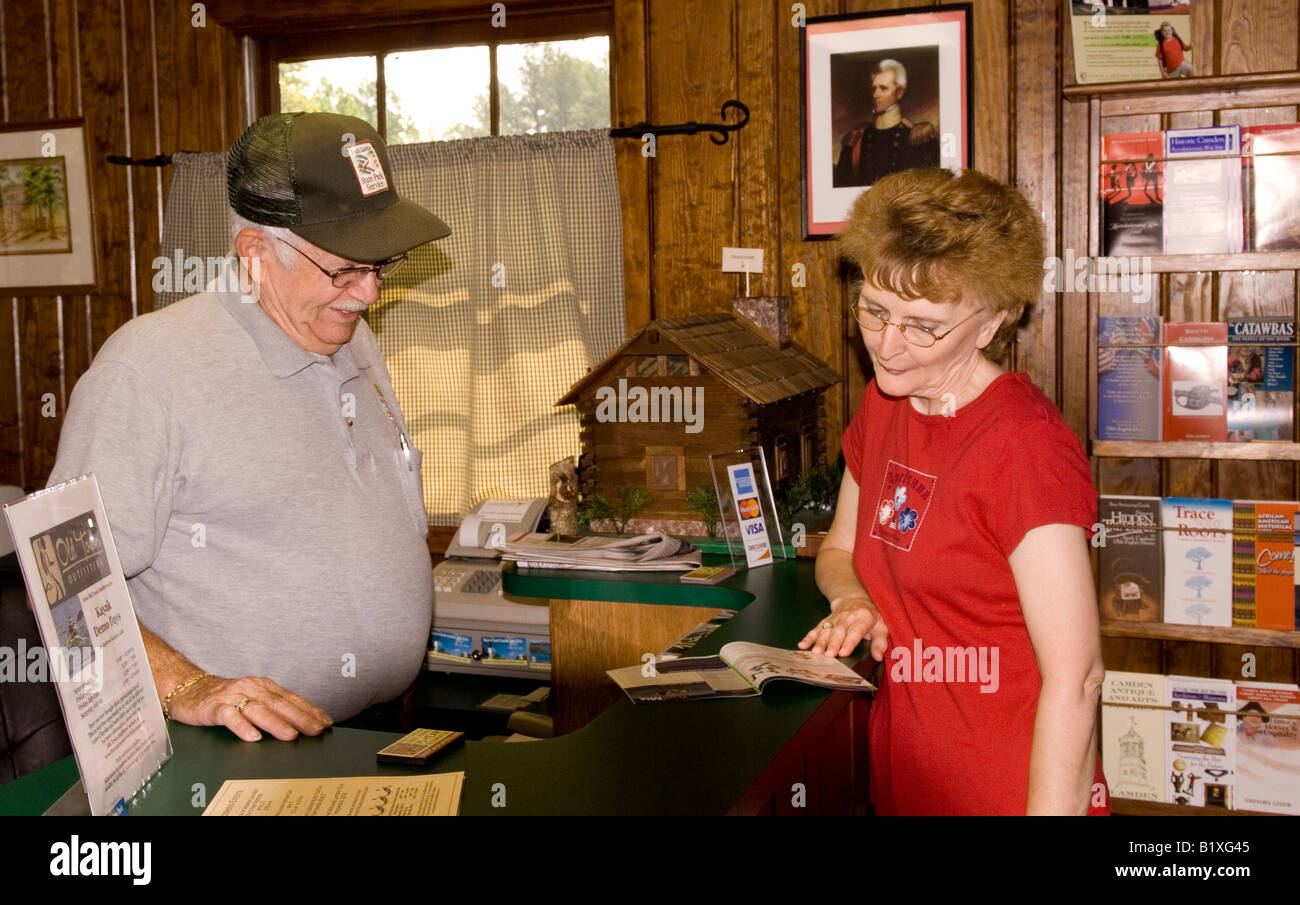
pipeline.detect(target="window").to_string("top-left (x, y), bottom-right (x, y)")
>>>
top-left (277, 36), bottom-right (610, 144)
top-left (646, 447), bottom-right (686, 492)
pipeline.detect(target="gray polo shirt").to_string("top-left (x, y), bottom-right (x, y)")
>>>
top-left (49, 277), bottom-right (432, 721)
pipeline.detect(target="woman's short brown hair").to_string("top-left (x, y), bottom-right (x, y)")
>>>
top-left (838, 168), bottom-right (1045, 350)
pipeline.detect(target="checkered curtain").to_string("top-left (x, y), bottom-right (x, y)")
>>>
top-left (154, 130), bottom-right (625, 524)
top-left (155, 152), bottom-right (231, 309)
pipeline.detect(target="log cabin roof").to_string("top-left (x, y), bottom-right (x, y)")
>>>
top-left (557, 313), bottom-right (841, 406)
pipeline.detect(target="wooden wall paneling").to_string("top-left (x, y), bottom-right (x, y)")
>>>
top-left (782, 0), bottom-right (849, 461)
top-left (736, 0), bottom-right (777, 302)
top-left (1011, 0), bottom-right (1059, 396)
top-left (1059, 94), bottom-right (1089, 444)
top-left (645, 0), bottom-right (737, 320)
top-left (57, 0), bottom-right (92, 404)
top-left (78, 0), bottom-right (132, 357)
top-left (1219, 0), bottom-right (1293, 77)
top-left (1163, 638), bottom-right (1214, 685)
top-left (6, 0), bottom-right (62, 489)
top-left (155, 0), bottom-right (177, 206)
top-left (972, 0), bottom-right (1011, 184)
top-left (1102, 637), bottom-right (1164, 675)
top-left (612, 0), bottom-right (651, 334)
top-left (0, 299), bottom-right (17, 486)
top-left (126, 0), bottom-right (159, 323)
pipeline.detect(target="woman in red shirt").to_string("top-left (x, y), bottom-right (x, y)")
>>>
top-left (798, 168), bottom-right (1109, 815)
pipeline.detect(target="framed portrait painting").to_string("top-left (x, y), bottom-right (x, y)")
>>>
top-left (801, 5), bottom-right (973, 239)
top-left (0, 119), bottom-right (99, 294)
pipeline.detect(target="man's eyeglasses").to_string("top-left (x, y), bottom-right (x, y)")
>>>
top-left (275, 237), bottom-right (407, 288)
top-left (849, 304), bottom-right (981, 349)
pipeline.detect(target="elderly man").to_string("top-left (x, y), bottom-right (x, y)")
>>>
top-left (833, 59), bottom-right (940, 188)
top-left (48, 112), bottom-right (448, 741)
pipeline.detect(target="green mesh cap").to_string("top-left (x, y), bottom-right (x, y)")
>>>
top-left (227, 112), bottom-right (450, 263)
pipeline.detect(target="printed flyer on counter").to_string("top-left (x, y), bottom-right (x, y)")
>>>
top-left (2, 474), bottom-right (171, 816)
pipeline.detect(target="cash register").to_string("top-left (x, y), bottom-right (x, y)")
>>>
top-left (429, 498), bottom-right (552, 680)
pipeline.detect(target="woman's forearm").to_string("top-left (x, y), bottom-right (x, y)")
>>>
top-left (815, 546), bottom-right (873, 608)
top-left (1025, 676), bottom-right (1104, 815)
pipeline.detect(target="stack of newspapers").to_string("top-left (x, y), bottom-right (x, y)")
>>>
top-left (500, 531), bottom-right (702, 572)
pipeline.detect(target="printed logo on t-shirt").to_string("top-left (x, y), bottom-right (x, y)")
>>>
top-left (869, 459), bottom-right (937, 552)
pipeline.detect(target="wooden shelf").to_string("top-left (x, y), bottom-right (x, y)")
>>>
top-left (1139, 251), bottom-right (1300, 273)
top-left (1112, 798), bottom-right (1278, 817)
top-left (1092, 440), bottom-right (1300, 460)
top-left (1064, 70), bottom-right (1300, 116)
top-left (1064, 69), bottom-right (1300, 98)
top-left (1101, 620), bottom-right (1300, 649)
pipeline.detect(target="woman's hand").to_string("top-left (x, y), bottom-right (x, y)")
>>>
top-left (799, 595), bottom-right (890, 659)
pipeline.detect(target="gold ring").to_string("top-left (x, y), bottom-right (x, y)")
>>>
top-left (822, 622), bottom-right (833, 630)
top-left (235, 696), bottom-right (250, 713)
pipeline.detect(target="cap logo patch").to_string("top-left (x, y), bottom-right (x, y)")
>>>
top-left (345, 141), bottom-right (390, 197)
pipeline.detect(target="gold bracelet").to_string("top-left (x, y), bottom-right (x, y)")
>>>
top-left (162, 671), bottom-right (211, 721)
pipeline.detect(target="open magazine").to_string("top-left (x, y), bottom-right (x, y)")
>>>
top-left (500, 531), bottom-right (701, 572)
top-left (608, 642), bottom-right (874, 703)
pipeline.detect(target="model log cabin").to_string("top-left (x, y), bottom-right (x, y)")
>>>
top-left (558, 297), bottom-right (840, 535)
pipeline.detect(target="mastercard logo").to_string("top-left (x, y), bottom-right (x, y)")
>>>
top-left (738, 497), bottom-right (760, 519)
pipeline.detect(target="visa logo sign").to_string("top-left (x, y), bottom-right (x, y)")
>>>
top-left (745, 523), bottom-right (766, 536)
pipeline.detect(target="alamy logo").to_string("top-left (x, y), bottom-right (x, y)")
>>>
top-left (890, 638), bottom-right (1000, 694)
top-left (594, 378), bottom-right (703, 434)
top-left (49, 836), bottom-right (151, 885)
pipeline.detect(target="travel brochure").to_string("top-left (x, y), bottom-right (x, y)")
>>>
top-left (1098, 317), bottom-right (1294, 444)
top-left (1101, 124), bottom-right (1300, 255)
top-left (1103, 671), bottom-right (1300, 814)
top-left (1070, 2), bottom-right (1194, 85)
top-left (2, 474), bottom-right (172, 816)
top-left (1098, 494), bottom-right (1299, 630)
top-left (202, 773), bottom-right (464, 816)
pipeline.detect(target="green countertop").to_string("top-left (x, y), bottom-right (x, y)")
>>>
top-left (0, 558), bottom-right (866, 816)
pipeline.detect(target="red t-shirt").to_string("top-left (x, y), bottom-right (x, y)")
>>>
top-left (841, 372), bottom-right (1109, 815)
top-left (1157, 35), bottom-right (1187, 71)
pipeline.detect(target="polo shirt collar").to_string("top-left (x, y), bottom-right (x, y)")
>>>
top-left (211, 257), bottom-right (373, 379)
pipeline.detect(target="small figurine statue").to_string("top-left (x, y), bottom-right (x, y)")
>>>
top-left (548, 458), bottom-right (580, 536)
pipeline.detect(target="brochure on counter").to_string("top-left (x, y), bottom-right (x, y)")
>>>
top-left (202, 772), bottom-right (465, 816)
top-left (608, 641), bottom-right (874, 703)
top-left (2, 474), bottom-right (172, 816)
top-left (500, 530), bottom-right (702, 571)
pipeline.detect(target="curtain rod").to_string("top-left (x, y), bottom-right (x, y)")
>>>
top-left (106, 99), bottom-right (752, 165)
top-left (610, 100), bottom-right (749, 145)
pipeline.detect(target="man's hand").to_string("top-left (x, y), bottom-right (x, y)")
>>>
top-left (168, 674), bottom-right (332, 742)
top-left (908, 121), bottom-right (938, 146)
top-left (798, 596), bottom-right (890, 659)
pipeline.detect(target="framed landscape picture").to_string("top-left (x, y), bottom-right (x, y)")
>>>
top-left (0, 120), bottom-right (98, 294)
top-left (801, 5), bottom-right (973, 238)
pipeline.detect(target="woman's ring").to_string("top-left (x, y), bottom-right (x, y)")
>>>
top-left (235, 696), bottom-right (250, 713)
top-left (822, 622), bottom-right (833, 630)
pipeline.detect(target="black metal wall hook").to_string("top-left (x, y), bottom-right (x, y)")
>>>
top-left (610, 99), bottom-right (750, 145)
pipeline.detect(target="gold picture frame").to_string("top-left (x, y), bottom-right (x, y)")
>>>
top-left (0, 119), bottom-right (99, 295)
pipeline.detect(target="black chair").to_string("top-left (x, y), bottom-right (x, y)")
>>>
top-left (0, 553), bottom-right (73, 784)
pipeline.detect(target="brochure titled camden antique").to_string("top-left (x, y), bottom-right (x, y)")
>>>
top-left (2, 474), bottom-right (172, 816)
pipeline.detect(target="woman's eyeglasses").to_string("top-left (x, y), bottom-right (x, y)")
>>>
top-left (275, 237), bottom-right (407, 288)
top-left (849, 304), bottom-right (981, 349)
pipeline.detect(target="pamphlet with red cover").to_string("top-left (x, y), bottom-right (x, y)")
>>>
top-left (1101, 131), bottom-right (1164, 256)
top-left (1162, 322), bottom-right (1227, 442)
top-left (1254, 501), bottom-right (1299, 631)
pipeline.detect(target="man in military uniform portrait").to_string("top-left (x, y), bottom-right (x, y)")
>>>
top-left (833, 58), bottom-right (940, 188)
